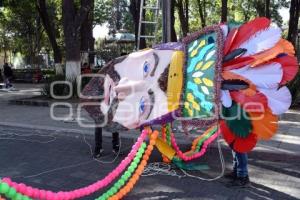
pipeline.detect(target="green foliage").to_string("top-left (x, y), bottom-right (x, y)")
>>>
top-left (94, 0), bottom-right (134, 33)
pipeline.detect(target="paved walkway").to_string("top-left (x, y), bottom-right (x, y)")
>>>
top-left (0, 83), bottom-right (299, 199)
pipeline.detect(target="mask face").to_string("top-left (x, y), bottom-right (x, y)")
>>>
top-left (83, 28), bottom-right (222, 130)
top-left (83, 49), bottom-right (183, 129)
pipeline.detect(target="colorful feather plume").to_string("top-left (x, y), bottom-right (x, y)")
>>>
top-left (220, 17), bottom-right (299, 153)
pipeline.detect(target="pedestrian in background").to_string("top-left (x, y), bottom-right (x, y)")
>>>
top-left (3, 63), bottom-right (13, 89)
top-left (93, 127), bottom-right (120, 158)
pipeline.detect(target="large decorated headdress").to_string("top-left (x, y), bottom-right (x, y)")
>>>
top-left (82, 17), bottom-right (298, 153)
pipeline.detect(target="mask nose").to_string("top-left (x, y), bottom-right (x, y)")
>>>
top-left (114, 78), bottom-right (147, 100)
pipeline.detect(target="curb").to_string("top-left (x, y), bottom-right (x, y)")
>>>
top-left (9, 97), bottom-right (78, 108)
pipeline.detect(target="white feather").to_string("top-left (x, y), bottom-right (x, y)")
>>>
top-left (258, 87), bottom-right (292, 115)
top-left (220, 24), bottom-right (228, 38)
top-left (192, 71), bottom-right (204, 78)
top-left (230, 63), bottom-right (283, 89)
top-left (201, 86), bottom-right (210, 95)
top-left (221, 90), bottom-right (232, 108)
top-left (205, 50), bottom-right (216, 61)
top-left (239, 27), bottom-right (281, 56)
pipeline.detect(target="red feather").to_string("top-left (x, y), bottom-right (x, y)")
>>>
top-left (224, 28), bottom-right (238, 56)
top-left (272, 55), bottom-right (299, 85)
top-left (229, 17), bottom-right (271, 53)
top-left (220, 120), bottom-right (257, 153)
top-left (223, 56), bottom-right (254, 70)
top-left (230, 91), bottom-right (268, 112)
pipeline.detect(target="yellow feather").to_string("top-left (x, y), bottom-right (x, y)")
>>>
top-left (201, 61), bottom-right (214, 70)
top-left (187, 93), bottom-right (195, 102)
top-left (190, 40), bottom-right (206, 57)
top-left (194, 78), bottom-right (202, 84)
top-left (192, 102), bottom-right (200, 111)
top-left (195, 61), bottom-right (203, 70)
top-left (202, 78), bottom-right (214, 87)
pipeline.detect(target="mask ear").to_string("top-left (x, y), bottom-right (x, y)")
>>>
top-left (181, 26), bottom-right (224, 127)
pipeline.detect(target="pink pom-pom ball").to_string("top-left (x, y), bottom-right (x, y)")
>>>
top-left (11, 182), bottom-right (18, 189)
top-left (102, 179), bottom-right (110, 187)
top-left (2, 178), bottom-right (12, 185)
top-left (64, 192), bottom-right (72, 200)
top-left (56, 191), bottom-right (64, 200)
top-left (87, 186), bottom-right (93, 195)
top-left (73, 189), bottom-right (80, 198)
top-left (31, 188), bottom-right (40, 199)
top-left (26, 186), bottom-right (33, 197)
top-left (39, 190), bottom-right (47, 199)
top-left (69, 192), bottom-right (76, 200)
top-left (96, 181), bottom-right (104, 189)
top-left (18, 183), bottom-right (27, 194)
top-left (46, 190), bottom-right (55, 200)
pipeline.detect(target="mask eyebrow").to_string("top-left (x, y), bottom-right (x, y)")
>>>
top-left (150, 52), bottom-right (159, 77)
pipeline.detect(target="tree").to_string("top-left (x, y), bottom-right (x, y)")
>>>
top-left (36, 0), bottom-right (63, 75)
top-left (175, 0), bottom-right (189, 37)
top-left (221, 0), bottom-right (228, 22)
top-left (81, 0), bottom-right (95, 66)
top-left (170, 0), bottom-right (177, 41)
top-left (196, 0), bottom-right (206, 28)
top-left (62, 0), bottom-right (92, 80)
top-left (2, 0), bottom-right (45, 67)
top-left (129, 0), bottom-right (146, 49)
top-left (287, 0), bottom-right (300, 46)
top-left (265, 0), bottom-right (271, 19)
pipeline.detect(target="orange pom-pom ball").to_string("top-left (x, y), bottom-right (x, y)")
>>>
top-left (145, 149), bottom-right (152, 155)
top-left (147, 146), bottom-right (154, 151)
top-left (143, 154), bottom-right (149, 160)
top-left (141, 160), bottom-right (147, 166)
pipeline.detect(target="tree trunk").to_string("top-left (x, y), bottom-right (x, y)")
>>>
top-left (36, 0), bottom-right (63, 75)
top-left (185, 0), bottom-right (189, 33)
top-left (81, 0), bottom-right (95, 67)
top-left (265, 0), bottom-right (271, 19)
top-left (221, 0), bottom-right (228, 23)
top-left (129, 0), bottom-right (146, 49)
top-left (287, 0), bottom-right (300, 46)
top-left (170, 0), bottom-right (177, 42)
top-left (197, 0), bottom-right (206, 28)
top-left (176, 0), bottom-right (189, 37)
top-left (254, 0), bottom-right (265, 17)
top-left (62, 0), bottom-right (92, 81)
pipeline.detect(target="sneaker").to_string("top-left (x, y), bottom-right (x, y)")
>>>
top-left (224, 171), bottom-right (237, 180)
top-left (93, 149), bottom-right (104, 158)
top-left (229, 176), bottom-right (251, 187)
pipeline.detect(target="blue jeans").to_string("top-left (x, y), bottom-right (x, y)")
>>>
top-left (232, 151), bottom-right (248, 177)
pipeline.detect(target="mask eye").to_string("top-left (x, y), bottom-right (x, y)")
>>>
top-left (139, 96), bottom-right (146, 114)
top-left (143, 61), bottom-right (151, 78)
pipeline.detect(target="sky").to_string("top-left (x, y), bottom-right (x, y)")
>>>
top-left (93, 8), bottom-right (290, 40)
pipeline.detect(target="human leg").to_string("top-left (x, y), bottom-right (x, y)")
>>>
top-left (230, 152), bottom-right (250, 187)
top-left (224, 150), bottom-right (238, 179)
top-left (235, 152), bottom-right (248, 178)
top-left (94, 127), bottom-right (103, 157)
top-left (112, 132), bottom-right (120, 154)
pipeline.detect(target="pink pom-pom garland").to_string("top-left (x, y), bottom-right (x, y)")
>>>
top-left (2, 130), bottom-right (150, 200)
top-left (171, 128), bottom-right (221, 162)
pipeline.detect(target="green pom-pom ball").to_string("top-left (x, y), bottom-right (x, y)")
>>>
top-left (0, 182), bottom-right (10, 194)
top-left (6, 188), bottom-right (17, 199)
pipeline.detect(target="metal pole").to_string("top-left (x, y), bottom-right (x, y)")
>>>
top-left (162, 0), bottom-right (171, 43)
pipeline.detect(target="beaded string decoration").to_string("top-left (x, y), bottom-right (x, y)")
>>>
top-left (0, 130), bottom-right (150, 200)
